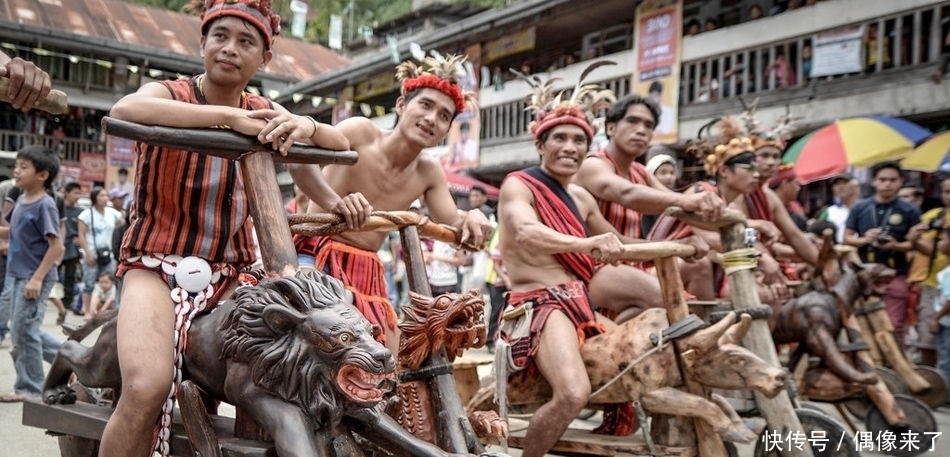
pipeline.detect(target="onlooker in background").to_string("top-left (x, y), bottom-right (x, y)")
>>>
top-left (930, 15), bottom-right (950, 84)
top-left (817, 172), bottom-right (860, 243)
top-left (802, 44), bottom-right (813, 81)
top-left (59, 182), bottom-right (83, 316)
top-left (685, 19), bottom-right (701, 36)
top-left (424, 238), bottom-right (468, 295)
top-left (908, 178), bottom-right (950, 368)
top-left (646, 81), bottom-right (675, 135)
top-left (0, 178), bottom-right (14, 346)
top-left (766, 51), bottom-right (796, 89)
top-left (640, 154), bottom-right (678, 235)
top-left (377, 232), bottom-right (401, 318)
top-left (865, 22), bottom-right (891, 73)
top-left (898, 185), bottom-right (925, 210)
top-left (84, 271), bottom-right (117, 322)
top-left (108, 187), bottom-right (128, 213)
top-left (483, 227), bottom-right (508, 353)
top-left (76, 186), bottom-right (122, 315)
top-left (0, 51), bottom-right (52, 349)
top-left (469, 185), bottom-right (495, 221)
top-left (931, 225), bottom-right (950, 390)
top-left (111, 167), bottom-right (134, 210)
top-left (748, 4), bottom-right (764, 21)
top-left (845, 161), bottom-right (921, 345)
top-left (704, 18), bottom-right (719, 32)
top-left (768, 163), bottom-right (807, 231)
top-left (0, 145), bottom-right (63, 403)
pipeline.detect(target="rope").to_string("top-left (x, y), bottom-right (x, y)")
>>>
top-left (589, 332), bottom-right (668, 401)
top-left (721, 247), bottom-right (758, 274)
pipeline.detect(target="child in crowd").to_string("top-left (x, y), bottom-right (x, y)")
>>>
top-left (0, 145), bottom-right (63, 402)
top-left (932, 226), bottom-right (950, 395)
top-left (85, 272), bottom-right (117, 321)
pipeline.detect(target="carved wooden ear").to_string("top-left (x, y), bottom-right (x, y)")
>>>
top-left (262, 305), bottom-right (306, 334)
top-left (719, 313), bottom-right (751, 346)
top-left (408, 291), bottom-right (433, 307)
top-left (690, 311), bottom-right (736, 352)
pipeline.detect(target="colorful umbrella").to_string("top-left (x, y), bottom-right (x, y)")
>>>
top-left (901, 131), bottom-right (950, 173)
top-left (783, 115), bottom-right (931, 183)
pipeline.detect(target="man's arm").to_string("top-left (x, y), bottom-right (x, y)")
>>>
top-left (765, 187), bottom-right (818, 265)
top-left (575, 158), bottom-right (723, 220)
top-left (421, 157), bottom-right (492, 250)
top-left (500, 179), bottom-right (622, 264)
top-left (286, 162), bottom-right (371, 229)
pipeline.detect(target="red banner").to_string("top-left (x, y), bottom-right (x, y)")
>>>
top-left (80, 152), bottom-right (107, 183)
top-left (634, 0), bottom-right (682, 143)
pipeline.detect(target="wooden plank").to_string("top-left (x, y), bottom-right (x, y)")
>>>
top-left (506, 419), bottom-right (695, 457)
top-left (22, 400), bottom-right (275, 457)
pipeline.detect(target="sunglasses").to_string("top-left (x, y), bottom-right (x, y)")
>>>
top-left (731, 163), bottom-right (758, 172)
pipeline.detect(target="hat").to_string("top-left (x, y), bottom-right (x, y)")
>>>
top-left (646, 154), bottom-right (677, 175)
top-left (767, 163), bottom-right (797, 186)
top-left (521, 61), bottom-right (617, 143)
top-left (395, 54), bottom-right (473, 115)
top-left (191, 0), bottom-right (281, 49)
top-left (704, 137), bottom-right (755, 175)
top-left (831, 172), bottom-right (855, 184)
top-left (108, 188), bottom-right (128, 199)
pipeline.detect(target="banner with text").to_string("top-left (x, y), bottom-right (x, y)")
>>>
top-left (633, 0), bottom-right (682, 143)
top-left (811, 25), bottom-right (865, 77)
top-left (442, 44), bottom-right (482, 173)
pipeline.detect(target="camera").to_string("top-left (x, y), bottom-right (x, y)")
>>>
top-left (875, 227), bottom-right (891, 245)
top-left (928, 218), bottom-right (945, 231)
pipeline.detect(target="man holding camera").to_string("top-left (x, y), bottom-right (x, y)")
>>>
top-left (908, 177), bottom-right (950, 366)
top-left (845, 161), bottom-right (921, 345)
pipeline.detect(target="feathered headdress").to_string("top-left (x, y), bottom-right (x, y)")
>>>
top-left (686, 116), bottom-right (756, 175)
top-left (737, 97), bottom-right (797, 151)
top-left (185, 0), bottom-right (281, 49)
top-left (514, 61), bottom-right (617, 142)
top-left (395, 53), bottom-right (476, 115)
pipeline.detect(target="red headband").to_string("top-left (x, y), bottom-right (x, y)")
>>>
top-left (402, 74), bottom-right (466, 114)
top-left (531, 105), bottom-right (594, 142)
top-left (201, 0), bottom-right (280, 49)
top-left (767, 163), bottom-right (797, 186)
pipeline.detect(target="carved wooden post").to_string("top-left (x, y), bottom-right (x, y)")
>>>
top-left (655, 255), bottom-right (727, 457)
top-left (399, 225), bottom-right (477, 454)
top-left (240, 151), bottom-right (297, 276)
top-left (720, 221), bottom-right (814, 457)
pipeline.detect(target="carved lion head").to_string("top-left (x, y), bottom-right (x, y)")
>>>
top-left (219, 271), bottom-right (396, 428)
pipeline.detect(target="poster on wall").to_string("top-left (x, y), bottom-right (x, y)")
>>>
top-left (441, 44), bottom-right (482, 174)
top-left (633, 0), bottom-right (682, 144)
top-left (79, 152), bottom-right (107, 183)
top-left (108, 135), bottom-right (135, 167)
top-left (811, 25), bottom-right (865, 77)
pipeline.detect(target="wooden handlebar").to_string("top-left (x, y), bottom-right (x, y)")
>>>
top-left (102, 117), bottom-right (359, 166)
top-left (594, 241), bottom-right (698, 261)
top-left (0, 77), bottom-right (68, 114)
top-left (289, 211), bottom-right (468, 247)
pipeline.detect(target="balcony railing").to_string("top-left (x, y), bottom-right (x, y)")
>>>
top-left (0, 129), bottom-right (105, 163)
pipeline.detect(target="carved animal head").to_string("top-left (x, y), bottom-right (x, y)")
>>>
top-left (681, 312), bottom-right (787, 398)
top-left (832, 261), bottom-right (896, 304)
top-left (219, 271), bottom-right (396, 428)
top-left (399, 289), bottom-right (487, 369)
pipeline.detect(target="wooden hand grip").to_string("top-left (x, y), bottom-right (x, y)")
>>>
top-left (593, 241), bottom-right (698, 261)
top-left (665, 206), bottom-right (747, 228)
top-left (0, 77), bottom-right (68, 114)
top-left (289, 211), bottom-right (462, 246)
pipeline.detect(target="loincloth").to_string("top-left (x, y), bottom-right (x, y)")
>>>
top-left (500, 280), bottom-right (604, 376)
top-left (296, 235), bottom-right (398, 343)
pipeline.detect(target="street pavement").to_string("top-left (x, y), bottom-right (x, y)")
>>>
top-left (2, 308), bottom-right (949, 456)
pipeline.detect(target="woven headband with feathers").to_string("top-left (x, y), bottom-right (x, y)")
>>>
top-left (395, 54), bottom-right (477, 113)
top-left (513, 60), bottom-right (617, 127)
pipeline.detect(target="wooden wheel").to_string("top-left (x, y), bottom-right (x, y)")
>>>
top-left (911, 365), bottom-right (948, 409)
top-left (754, 408), bottom-right (859, 457)
top-left (864, 394), bottom-right (937, 457)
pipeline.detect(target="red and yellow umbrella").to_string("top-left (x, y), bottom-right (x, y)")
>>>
top-left (783, 116), bottom-right (930, 183)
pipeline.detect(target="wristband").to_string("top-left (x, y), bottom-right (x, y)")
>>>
top-left (306, 115), bottom-right (319, 139)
